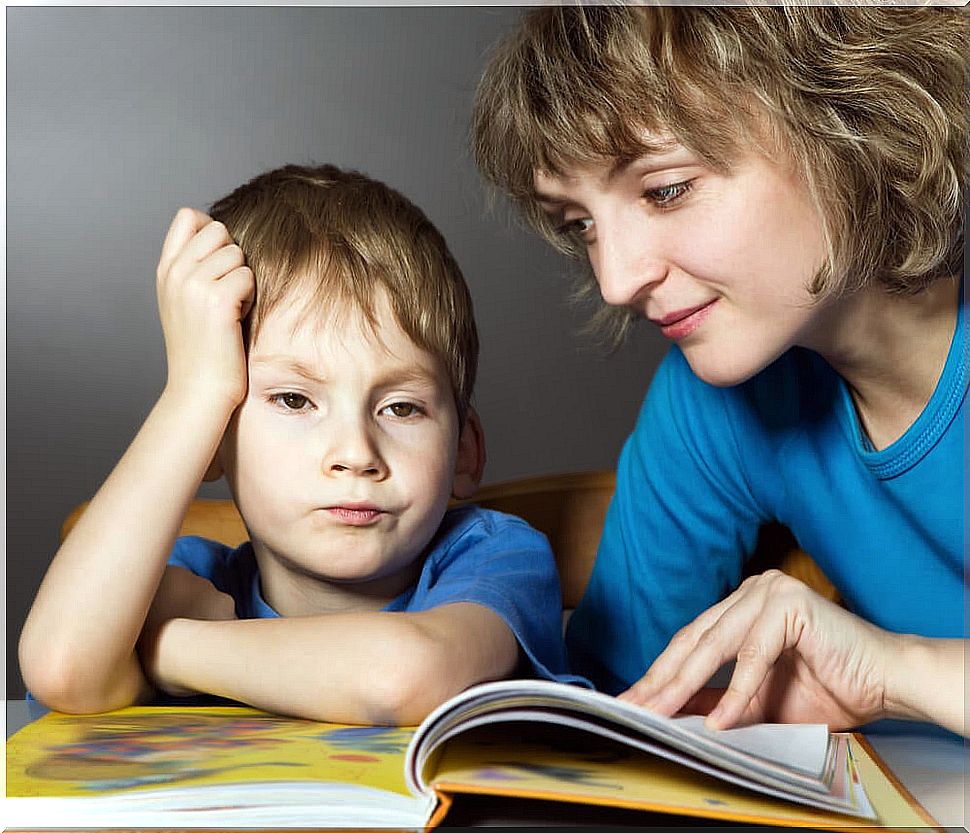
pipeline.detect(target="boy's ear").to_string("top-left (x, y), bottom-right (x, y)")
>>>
top-left (452, 407), bottom-right (485, 500)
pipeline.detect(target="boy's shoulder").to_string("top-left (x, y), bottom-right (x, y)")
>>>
top-left (168, 536), bottom-right (269, 618)
top-left (432, 504), bottom-right (549, 554)
top-left (169, 535), bottom-right (251, 579)
top-left (410, 503), bottom-right (555, 592)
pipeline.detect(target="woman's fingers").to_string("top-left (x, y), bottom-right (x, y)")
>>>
top-left (619, 580), bottom-right (760, 707)
top-left (620, 571), bottom-right (799, 721)
top-left (649, 579), bottom-right (781, 716)
top-left (703, 605), bottom-right (794, 728)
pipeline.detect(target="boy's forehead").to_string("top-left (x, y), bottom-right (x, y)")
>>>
top-left (250, 289), bottom-right (450, 386)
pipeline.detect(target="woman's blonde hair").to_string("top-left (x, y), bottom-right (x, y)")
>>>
top-left (473, 6), bottom-right (968, 344)
top-left (210, 164), bottom-right (478, 423)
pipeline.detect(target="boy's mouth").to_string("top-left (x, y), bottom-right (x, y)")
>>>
top-left (324, 504), bottom-right (385, 526)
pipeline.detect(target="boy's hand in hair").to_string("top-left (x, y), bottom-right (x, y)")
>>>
top-left (156, 208), bottom-right (254, 414)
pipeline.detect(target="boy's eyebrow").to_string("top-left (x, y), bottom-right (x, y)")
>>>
top-left (370, 365), bottom-right (442, 391)
top-left (249, 355), bottom-right (328, 384)
top-left (250, 355), bottom-right (442, 391)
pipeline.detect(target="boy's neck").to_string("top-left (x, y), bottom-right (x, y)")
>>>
top-left (252, 545), bottom-right (425, 616)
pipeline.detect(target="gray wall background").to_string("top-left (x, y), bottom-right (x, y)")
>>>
top-left (6, 7), bottom-right (669, 697)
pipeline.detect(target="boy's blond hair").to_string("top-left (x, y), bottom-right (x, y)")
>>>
top-left (210, 164), bottom-right (478, 423)
top-left (473, 7), bottom-right (968, 344)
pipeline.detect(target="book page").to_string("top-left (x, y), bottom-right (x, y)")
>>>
top-left (7, 706), bottom-right (416, 801)
top-left (672, 715), bottom-right (829, 777)
top-left (428, 724), bottom-right (932, 831)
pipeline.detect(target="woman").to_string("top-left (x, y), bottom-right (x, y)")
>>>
top-left (473, 6), bottom-right (967, 736)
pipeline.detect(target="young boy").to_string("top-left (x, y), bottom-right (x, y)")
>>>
top-left (19, 163), bottom-right (583, 725)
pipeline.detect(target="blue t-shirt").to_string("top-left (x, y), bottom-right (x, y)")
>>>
top-left (567, 288), bottom-right (967, 695)
top-left (170, 504), bottom-right (589, 687)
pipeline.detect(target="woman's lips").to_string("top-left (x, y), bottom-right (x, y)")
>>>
top-left (654, 299), bottom-right (718, 340)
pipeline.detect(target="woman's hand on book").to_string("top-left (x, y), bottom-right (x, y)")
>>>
top-left (617, 570), bottom-right (894, 731)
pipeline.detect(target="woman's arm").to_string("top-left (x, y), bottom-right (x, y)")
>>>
top-left (18, 209), bottom-right (252, 713)
top-left (141, 603), bottom-right (519, 724)
top-left (619, 570), bottom-right (966, 738)
top-left (886, 635), bottom-right (965, 736)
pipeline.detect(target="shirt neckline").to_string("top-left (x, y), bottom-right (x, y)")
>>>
top-left (837, 275), bottom-right (967, 479)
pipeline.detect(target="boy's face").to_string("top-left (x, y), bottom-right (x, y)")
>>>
top-left (218, 288), bottom-right (470, 615)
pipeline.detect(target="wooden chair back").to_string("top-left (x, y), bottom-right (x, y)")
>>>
top-left (61, 470), bottom-right (838, 610)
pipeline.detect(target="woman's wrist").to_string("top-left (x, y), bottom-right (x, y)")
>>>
top-left (883, 634), bottom-right (966, 735)
top-left (881, 633), bottom-right (929, 721)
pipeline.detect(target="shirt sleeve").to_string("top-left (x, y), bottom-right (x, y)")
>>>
top-left (167, 536), bottom-right (232, 589)
top-left (406, 507), bottom-right (592, 687)
top-left (566, 347), bottom-right (767, 694)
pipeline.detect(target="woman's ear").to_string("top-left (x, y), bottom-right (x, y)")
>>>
top-left (451, 407), bottom-right (486, 500)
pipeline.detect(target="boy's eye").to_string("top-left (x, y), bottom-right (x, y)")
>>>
top-left (644, 179), bottom-right (693, 207)
top-left (272, 392), bottom-right (311, 411)
top-left (382, 402), bottom-right (420, 418)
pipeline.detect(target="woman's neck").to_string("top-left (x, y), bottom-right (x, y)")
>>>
top-left (805, 275), bottom-right (961, 451)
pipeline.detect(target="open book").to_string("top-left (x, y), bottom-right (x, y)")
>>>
top-left (5, 679), bottom-right (936, 830)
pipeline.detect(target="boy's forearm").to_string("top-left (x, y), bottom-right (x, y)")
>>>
top-left (152, 607), bottom-right (517, 725)
top-left (19, 389), bottom-right (234, 712)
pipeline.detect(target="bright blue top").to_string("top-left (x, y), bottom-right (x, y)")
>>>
top-left (567, 287), bottom-right (967, 695)
top-left (171, 504), bottom-right (589, 687)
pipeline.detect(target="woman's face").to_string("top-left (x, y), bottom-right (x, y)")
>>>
top-left (532, 138), bottom-right (830, 387)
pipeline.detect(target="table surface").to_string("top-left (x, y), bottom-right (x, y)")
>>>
top-left (6, 700), bottom-right (967, 829)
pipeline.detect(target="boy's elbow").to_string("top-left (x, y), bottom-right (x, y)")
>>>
top-left (360, 628), bottom-right (467, 725)
top-left (20, 640), bottom-right (141, 714)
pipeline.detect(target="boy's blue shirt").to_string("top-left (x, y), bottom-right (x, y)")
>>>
top-left (567, 282), bottom-right (967, 696)
top-left (170, 504), bottom-right (590, 690)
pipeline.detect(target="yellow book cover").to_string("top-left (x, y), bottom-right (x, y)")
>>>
top-left (5, 680), bottom-right (938, 830)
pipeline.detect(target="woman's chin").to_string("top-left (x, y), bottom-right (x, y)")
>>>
top-left (683, 349), bottom-right (765, 389)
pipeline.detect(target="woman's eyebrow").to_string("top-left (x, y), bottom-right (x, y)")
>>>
top-left (532, 142), bottom-right (687, 202)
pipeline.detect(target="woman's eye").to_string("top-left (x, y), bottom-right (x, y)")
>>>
top-left (272, 392), bottom-right (311, 411)
top-left (382, 402), bottom-right (420, 418)
top-left (644, 180), bottom-right (693, 207)
top-left (557, 216), bottom-right (594, 237)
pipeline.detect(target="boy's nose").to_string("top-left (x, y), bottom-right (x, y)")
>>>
top-left (322, 419), bottom-right (388, 480)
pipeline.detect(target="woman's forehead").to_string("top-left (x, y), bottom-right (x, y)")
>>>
top-left (530, 138), bottom-right (699, 196)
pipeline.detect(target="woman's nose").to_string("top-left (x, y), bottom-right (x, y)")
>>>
top-left (592, 221), bottom-right (669, 308)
